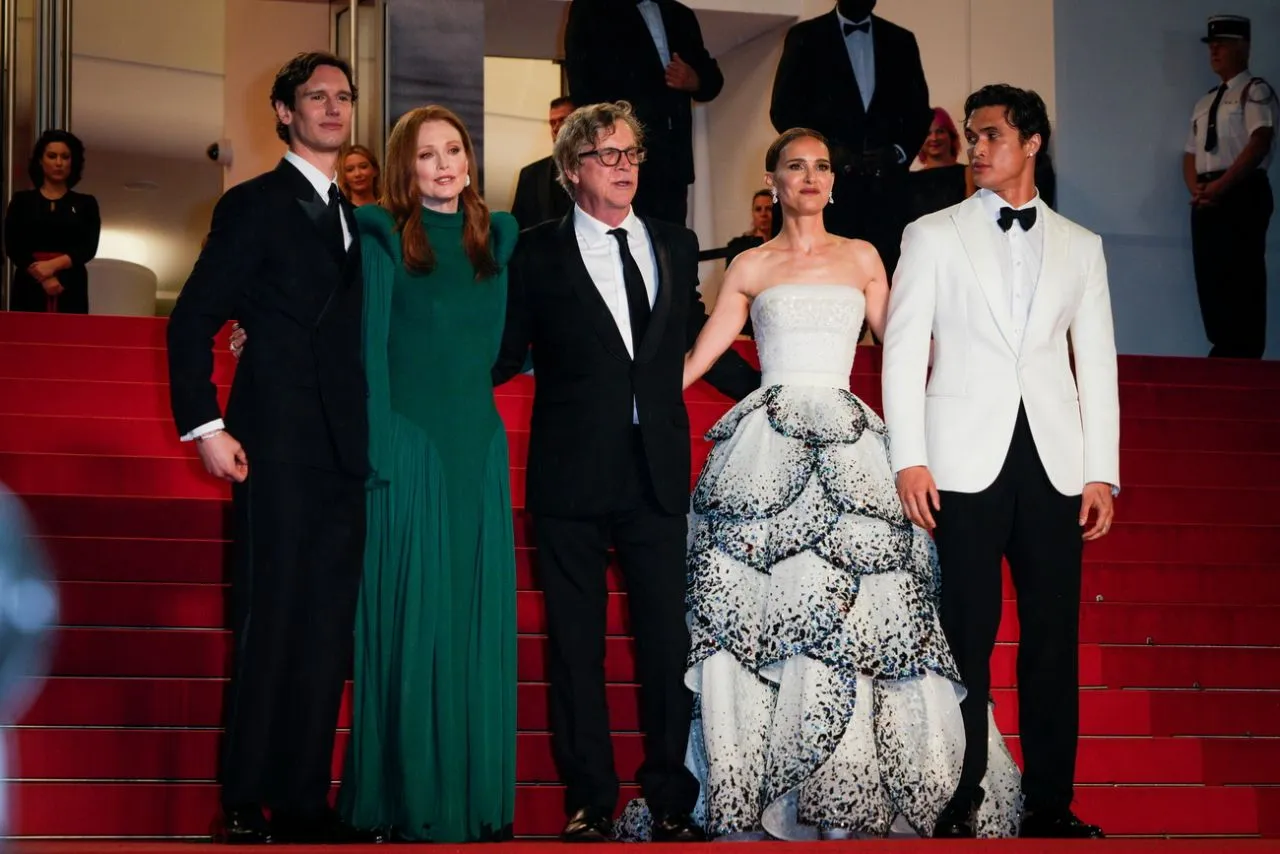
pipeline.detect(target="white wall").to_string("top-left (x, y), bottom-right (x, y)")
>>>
top-left (483, 57), bottom-right (563, 214)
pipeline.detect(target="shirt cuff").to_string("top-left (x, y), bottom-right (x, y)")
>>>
top-left (181, 419), bottom-right (225, 442)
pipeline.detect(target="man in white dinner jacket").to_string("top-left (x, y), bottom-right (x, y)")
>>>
top-left (882, 83), bottom-right (1119, 841)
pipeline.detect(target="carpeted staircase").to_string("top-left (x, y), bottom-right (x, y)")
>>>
top-left (2, 312), bottom-right (1278, 840)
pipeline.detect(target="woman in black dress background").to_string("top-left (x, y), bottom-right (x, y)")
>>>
top-left (4, 130), bottom-right (100, 314)
top-left (905, 108), bottom-right (972, 223)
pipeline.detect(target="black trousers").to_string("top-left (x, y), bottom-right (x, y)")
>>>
top-left (10, 268), bottom-right (89, 314)
top-left (534, 431), bottom-right (697, 817)
top-left (1191, 170), bottom-right (1273, 359)
top-left (932, 406), bottom-right (1083, 813)
top-left (222, 459), bottom-right (366, 815)
top-left (633, 144), bottom-right (689, 227)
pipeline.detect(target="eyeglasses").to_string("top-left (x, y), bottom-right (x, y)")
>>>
top-left (579, 146), bottom-right (647, 167)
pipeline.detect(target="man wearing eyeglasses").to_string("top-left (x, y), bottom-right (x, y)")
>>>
top-left (494, 101), bottom-right (758, 843)
top-left (564, 0), bottom-right (723, 226)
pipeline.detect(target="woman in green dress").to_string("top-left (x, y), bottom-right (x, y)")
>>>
top-left (337, 105), bottom-right (518, 841)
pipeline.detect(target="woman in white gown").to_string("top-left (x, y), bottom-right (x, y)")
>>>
top-left (622, 128), bottom-right (1021, 841)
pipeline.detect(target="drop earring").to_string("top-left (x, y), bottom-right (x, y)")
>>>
top-left (465, 174), bottom-right (472, 187)
top-left (828, 191), bottom-right (835, 205)
top-left (771, 188), bottom-right (779, 204)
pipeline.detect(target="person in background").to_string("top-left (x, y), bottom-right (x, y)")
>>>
top-left (769, 0), bottom-right (931, 275)
top-left (1183, 14), bottom-right (1276, 358)
top-left (905, 107), bottom-right (974, 223)
top-left (4, 130), bottom-right (100, 314)
top-left (564, 0), bottom-right (724, 225)
top-left (511, 96), bottom-right (576, 230)
top-left (339, 144), bottom-right (382, 207)
top-left (725, 189), bottom-right (775, 337)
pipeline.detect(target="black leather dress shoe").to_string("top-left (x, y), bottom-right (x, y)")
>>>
top-left (932, 789), bottom-right (984, 839)
top-left (561, 807), bottom-right (613, 843)
top-left (652, 811), bottom-right (706, 842)
top-left (216, 806), bottom-right (273, 845)
top-left (272, 809), bottom-right (385, 844)
top-left (1020, 807), bottom-right (1105, 839)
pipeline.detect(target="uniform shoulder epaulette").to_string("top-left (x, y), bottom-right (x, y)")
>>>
top-left (1244, 76), bottom-right (1277, 104)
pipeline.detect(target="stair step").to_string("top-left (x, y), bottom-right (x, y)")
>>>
top-left (50, 581), bottom-right (1280, 646)
top-left (7, 780), bottom-right (1273, 837)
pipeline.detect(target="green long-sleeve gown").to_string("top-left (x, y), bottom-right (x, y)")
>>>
top-left (338, 204), bottom-right (517, 842)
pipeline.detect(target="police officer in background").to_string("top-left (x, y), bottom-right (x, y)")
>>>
top-left (1184, 14), bottom-right (1276, 359)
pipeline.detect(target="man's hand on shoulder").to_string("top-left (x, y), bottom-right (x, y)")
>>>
top-left (196, 431), bottom-right (249, 483)
top-left (895, 465), bottom-right (939, 530)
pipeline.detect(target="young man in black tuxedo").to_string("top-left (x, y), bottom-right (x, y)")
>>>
top-left (494, 101), bottom-right (758, 843)
top-left (770, 0), bottom-right (931, 274)
top-left (511, 96), bottom-right (577, 230)
top-left (166, 52), bottom-right (376, 845)
top-left (564, 0), bottom-right (723, 226)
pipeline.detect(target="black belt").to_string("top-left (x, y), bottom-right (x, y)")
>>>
top-left (1197, 170), bottom-right (1227, 181)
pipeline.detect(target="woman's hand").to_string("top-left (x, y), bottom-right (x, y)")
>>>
top-left (40, 276), bottom-right (64, 296)
top-left (229, 324), bottom-right (247, 360)
top-left (28, 258), bottom-right (63, 281)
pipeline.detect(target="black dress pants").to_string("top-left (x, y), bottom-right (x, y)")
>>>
top-left (932, 406), bottom-right (1084, 812)
top-left (222, 459), bottom-right (366, 815)
top-left (534, 431), bottom-right (697, 817)
top-left (1191, 170), bottom-right (1273, 359)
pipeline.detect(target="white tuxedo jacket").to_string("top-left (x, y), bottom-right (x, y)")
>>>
top-left (882, 193), bottom-right (1120, 496)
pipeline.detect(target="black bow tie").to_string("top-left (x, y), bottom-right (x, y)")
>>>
top-left (997, 206), bottom-right (1037, 233)
top-left (842, 20), bottom-right (870, 36)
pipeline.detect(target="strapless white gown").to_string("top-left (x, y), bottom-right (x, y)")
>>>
top-left (619, 284), bottom-right (1021, 841)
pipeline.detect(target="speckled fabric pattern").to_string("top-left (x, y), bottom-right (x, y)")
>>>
top-left (617, 286), bottom-right (1021, 842)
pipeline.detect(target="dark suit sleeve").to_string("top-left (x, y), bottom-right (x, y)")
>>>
top-left (493, 233), bottom-right (533, 387)
top-left (674, 5), bottom-right (723, 103)
top-left (510, 164), bottom-right (539, 232)
top-left (3, 193), bottom-right (34, 271)
top-left (894, 31), bottom-right (932, 162)
top-left (680, 231), bottom-right (760, 401)
top-left (68, 194), bottom-right (101, 268)
top-left (770, 24), bottom-right (819, 135)
top-left (166, 184), bottom-right (264, 436)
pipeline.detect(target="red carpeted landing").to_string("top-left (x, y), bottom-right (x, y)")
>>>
top-left (3, 312), bottom-right (1280, 841)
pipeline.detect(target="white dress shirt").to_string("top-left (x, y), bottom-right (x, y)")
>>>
top-left (1185, 69), bottom-right (1276, 174)
top-left (977, 188), bottom-right (1044, 353)
top-left (181, 152), bottom-right (349, 442)
top-left (835, 8), bottom-right (874, 112)
top-left (574, 204), bottom-right (659, 422)
top-left (636, 0), bottom-right (672, 67)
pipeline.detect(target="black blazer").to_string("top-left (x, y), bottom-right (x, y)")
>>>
top-left (770, 12), bottom-right (931, 170)
top-left (564, 0), bottom-right (723, 186)
top-left (493, 214), bottom-right (759, 517)
top-left (167, 159), bottom-right (368, 477)
top-left (510, 156), bottom-right (573, 232)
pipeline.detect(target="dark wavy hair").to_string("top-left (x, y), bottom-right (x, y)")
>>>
top-left (963, 84), bottom-right (1051, 152)
top-left (28, 129), bottom-right (86, 189)
top-left (269, 52), bottom-right (357, 143)
top-left (765, 128), bottom-right (830, 172)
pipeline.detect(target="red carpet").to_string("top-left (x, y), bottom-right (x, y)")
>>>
top-left (2, 312), bottom-right (1279, 840)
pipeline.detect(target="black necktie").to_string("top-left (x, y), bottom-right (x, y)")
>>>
top-left (843, 20), bottom-right (870, 36)
top-left (607, 228), bottom-right (651, 352)
top-left (326, 184), bottom-right (346, 255)
top-left (1204, 83), bottom-right (1228, 152)
top-left (997, 206), bottom-right (1037, 233)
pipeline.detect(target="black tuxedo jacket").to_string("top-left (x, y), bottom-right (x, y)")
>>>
top-left (493, 213), bottom-right (759, 517)
top-left (770, 11), bottom-right (931, 170)
top-left (564, 0), bottom-right (723, 186)
top-left (511, 156), bottom-right (573, 231)
top-left (167, 159), bottom-right (368, 477)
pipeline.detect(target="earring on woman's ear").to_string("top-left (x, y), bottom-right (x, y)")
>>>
top-left (828, 191), bottom-right (835, 205)
top-left (771, 188), bottom-right (779, 205)
top-left (465, 174), bottom-right (472, 187)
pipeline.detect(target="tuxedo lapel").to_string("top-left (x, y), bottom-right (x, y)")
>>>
top-left (634, 216), bottom-right (672, 364)
top-left (952, 195), bottom-right (1018, 353)
top-left (822, 11), bottom-right (865, 117)
top-left (1019, 206), bottom-right (1070, 356)
top-left (557, 215), bottom-right (632, 363)
top-left (867, 15), bottom-right (888, 113)
top-left (277, 160), bottom-right (344, 271)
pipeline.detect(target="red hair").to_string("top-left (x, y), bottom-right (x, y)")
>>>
top-left (918, 107), bottom-right (961, 163)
